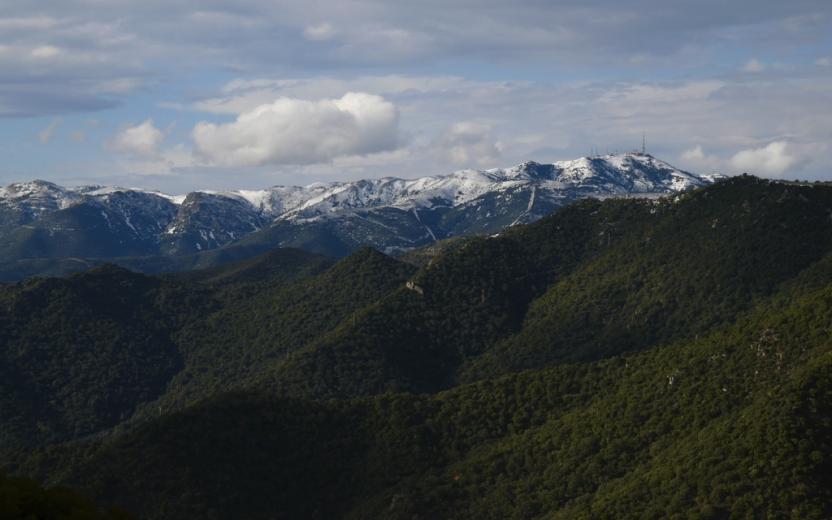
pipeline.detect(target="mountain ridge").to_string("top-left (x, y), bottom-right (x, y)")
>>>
top-left (0, 154), bottom-right (718, 269)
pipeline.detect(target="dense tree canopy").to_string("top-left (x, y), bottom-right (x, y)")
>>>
top-left (3, 176), bottom-right (832, 518)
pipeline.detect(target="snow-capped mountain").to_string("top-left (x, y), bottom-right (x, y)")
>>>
top-left (263, 153), bottom-right (710, 221)
top-left (0, 180), bottom-right (82, 223)
top-left (0, 153), bottom-right (720, 268)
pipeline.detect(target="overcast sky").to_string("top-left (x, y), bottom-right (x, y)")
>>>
top-left (1, 0), bottom-right (831, 192)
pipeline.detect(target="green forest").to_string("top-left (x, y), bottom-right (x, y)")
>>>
top-left (2, 175), bottom-right (832, 518)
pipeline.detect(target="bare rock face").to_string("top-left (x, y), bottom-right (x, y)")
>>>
top-left (161, 192), bottom-right (267, 255)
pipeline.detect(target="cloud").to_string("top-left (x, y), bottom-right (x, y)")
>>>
top-left (681, 145), bottom-right (706, 162)
top-left (0, 0), bottom-right (827, 122)
top-left (730, 141), bottom-right (797, 176)
top-left (0, 87), bottom-right (119, 118)
top-left (153, 70), bottom-right (832, 183)
top-left (111, 119), bottom-right (165, 157)
top-left (86, 65), bottom-right (832, 186)
top-left (0, 13), bottom-right (149, 117)
top-left (741, 58), bottom-right (766, 72)
top-left (30, 45), bottom-right (63, 59)
top-left (38, 118), bottom-right (61, 144)
top-left (678, 145), bottom-right (723, 172)
top-left (1, 1), bottom-right (829, 119)
top-left (0, 16), bottom-right (58, 31)
top-left (303, 22), bottom-right (335, 41)
top-left (433, 122), bottom-right (502, 167)
top-left (1, 2), bottom-right (830, 193)
top-left (189, 75), bottom-right (475, 115)
top-left (192, 92), bottom-right (399, 167)
top-left (0, 41), bottom-right (142, 117)
top-left (114, 143), bottom-right (194, 177)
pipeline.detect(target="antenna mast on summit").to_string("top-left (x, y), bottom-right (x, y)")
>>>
top-left (642, 132), bottom-right (646, 155)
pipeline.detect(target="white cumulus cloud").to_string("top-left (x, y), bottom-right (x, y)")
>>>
top-left (679, 145), bottom-right (723, 171)
top-left (730, 141), bottom-right (797, 176)
top-left (433, 122), bottom-right (502, 167)
top-left (192, 92), bottom-right (399, 167)
top-left (111, 119), bottom-right (165, 157)
top-left (681, 145), bottom-right (706, 162)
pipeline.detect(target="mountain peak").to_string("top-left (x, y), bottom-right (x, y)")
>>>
top-left (545, 152), bottom-right (707, 192)
top-left (501, 161), bottom-right (557, 180)
top-left (1, 179), bottom-right (64, 197)
top-left (0, 153), bottom-right (720, 269)
top-left (0, 179), bottom-right (81, 218)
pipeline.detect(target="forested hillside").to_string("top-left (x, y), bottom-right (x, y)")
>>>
top-left (3, 175), bottom-right (832, 518)
top-left (0, 474), bottom-right (134, 519)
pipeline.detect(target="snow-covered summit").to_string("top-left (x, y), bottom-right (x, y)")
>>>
top-left (0, 180), bottom-right (83, 219)
top-left (265, 153), bottom-right (709, 220)
top-left (0, 152), bottom-right (708, 219)
top-left (0, 153), bottom-right (719, 255)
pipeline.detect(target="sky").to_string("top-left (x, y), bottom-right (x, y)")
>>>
top-left (1, 0), bottom-right (831, 193)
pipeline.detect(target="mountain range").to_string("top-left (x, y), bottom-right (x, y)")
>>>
top-left (0, 153), bottom-right (717, 280)
top-left (3, 174), bottom-right (832, 518)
